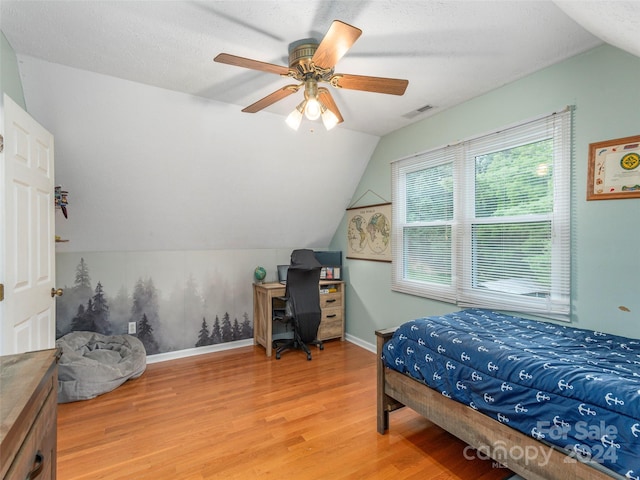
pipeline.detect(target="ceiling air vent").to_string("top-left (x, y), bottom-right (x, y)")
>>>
top-left (402, 104), bottom-right (434, 119)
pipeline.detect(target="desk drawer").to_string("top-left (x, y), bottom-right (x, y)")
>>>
top-left (318, 308), bottom-right (343, 340)
top-left (320, 291), bottom-right (342, 309)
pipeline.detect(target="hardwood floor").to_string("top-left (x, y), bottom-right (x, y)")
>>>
top-left (57, 341), bottom-right (513, 479)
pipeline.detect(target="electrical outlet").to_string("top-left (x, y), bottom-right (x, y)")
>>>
top-left (128, 322), bottom-right (136, 334)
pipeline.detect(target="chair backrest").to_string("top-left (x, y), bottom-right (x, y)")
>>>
top-left (285, 249), bottom-right (322, 343)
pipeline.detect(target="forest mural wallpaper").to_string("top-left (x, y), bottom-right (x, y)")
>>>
top-left (55, 251), bottom-right (265, 356)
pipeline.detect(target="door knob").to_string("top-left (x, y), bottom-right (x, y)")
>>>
top-left (51, 288), bottom-right (64, 298)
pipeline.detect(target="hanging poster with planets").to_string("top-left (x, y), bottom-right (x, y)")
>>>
top-left (346, 202), bottom-right (392, 262)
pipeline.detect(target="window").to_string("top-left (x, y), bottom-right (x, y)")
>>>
top-left (392, 109), bottom-right (571, 319)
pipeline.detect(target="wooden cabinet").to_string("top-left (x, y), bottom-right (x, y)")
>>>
top-left (0, 349), bottom-right (59, 480)
top-left (318, 282), bottom-right (344, 341)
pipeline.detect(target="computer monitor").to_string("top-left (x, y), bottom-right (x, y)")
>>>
top-left (313, 251), bottom-right (342, 267)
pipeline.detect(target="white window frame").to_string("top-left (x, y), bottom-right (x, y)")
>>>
top-left (391, 108), bottom-right (571, 320)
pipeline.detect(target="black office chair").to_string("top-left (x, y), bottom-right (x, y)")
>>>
top-left (272, 249), bottom-right (324, 360)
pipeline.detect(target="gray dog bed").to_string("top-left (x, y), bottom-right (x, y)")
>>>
top-left (56, 331), bottom-right (146, 403)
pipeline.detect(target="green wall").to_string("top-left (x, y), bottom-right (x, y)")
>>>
top-left (0, 31), bottom-right (26, 109)
top-left (332, 44), bottom-right (640, 345)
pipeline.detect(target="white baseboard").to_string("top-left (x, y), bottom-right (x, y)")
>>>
top-left (344, 333), bottom-right (376, 353)
top-left (146, 334), bottom-right (375, 364)
top-left (146, 339), bottom-right (254, 364)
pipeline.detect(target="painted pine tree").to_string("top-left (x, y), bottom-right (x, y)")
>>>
top-left (232, 318), bottom-right (241, 341)
top-left (58, 257), bottom-right (94, 336)
top-left (92, 281), bottom-right (112, 335)
top-left (210, 315), bottom-right (222, 344)
top-left (221, 312), bottom-right (233, 342)
top-left (240, 312), bottom-right (253, 339)
top-left (131, 278), bottom-right (161, 352)
top-left (138, 313), bottom-right (159, 354)
top-left (196, 317), bottom-right (211, 347)
top-left (70, 303), bottom-right (96, 332)
top-left (74, 257), bottom-right (92, 296)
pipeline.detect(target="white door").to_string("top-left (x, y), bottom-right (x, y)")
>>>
top-left (1, 93), bottom-right (56, 355)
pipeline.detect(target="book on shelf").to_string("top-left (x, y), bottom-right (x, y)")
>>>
top-left (320, 285), bottom-right (338, 294)
top-left (320, 266), bottom-right (341, 280)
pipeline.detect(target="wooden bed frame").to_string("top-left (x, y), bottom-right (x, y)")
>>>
top-left (376, 328), bottom-right (621, 480)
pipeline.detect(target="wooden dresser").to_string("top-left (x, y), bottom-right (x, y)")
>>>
top-left (0, 349), bottom-right (59, 480)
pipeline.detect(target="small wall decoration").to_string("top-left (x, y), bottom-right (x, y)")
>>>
top-left (55, 186), bottom-right (69, 217)
top-left (587, 135), bottom-right (640, 200)
top-left (346, 201), bottom-right (392, 262)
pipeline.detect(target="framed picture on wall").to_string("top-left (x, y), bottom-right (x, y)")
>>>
top-left (587, 135), bottom-right (640, 200)
top-left (346, 202), bottom-right (392, 262)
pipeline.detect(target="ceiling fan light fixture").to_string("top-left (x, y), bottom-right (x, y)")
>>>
top-left (304, 97), bottom-right (322, 120)
top-left (215, 20), bottom-right (408, 130)
top-left (286, 100), bottom-right (305, 130)
top-left (321, 107), bottom-right (339, 131)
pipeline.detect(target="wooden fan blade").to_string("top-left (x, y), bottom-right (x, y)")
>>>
top-left (317, 89), bottom-right (344, 124)
top-left (312, 20), bottom-right (362, 70)
top-left (331, 74), bottom-right (408, 96)
top-left (214, 53), bottom-right (289, 76)
top-left (241, 85), bottom-right (300, 113)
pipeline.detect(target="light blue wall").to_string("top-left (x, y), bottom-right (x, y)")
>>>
top-left (0, 31), bottom-right (26, 109)
top-left (332, 45), bottom-right (640, 345)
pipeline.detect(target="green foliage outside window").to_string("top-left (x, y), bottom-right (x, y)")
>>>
top-left (402, 139), bottom-right (555, 292)
top-left (392, 109), bottom-right (570, 317)
top-left (475, 139), bottom-right (553, 217)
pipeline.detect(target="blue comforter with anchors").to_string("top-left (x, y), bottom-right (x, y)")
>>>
top-left (382, 309), bottom-right (640, 478)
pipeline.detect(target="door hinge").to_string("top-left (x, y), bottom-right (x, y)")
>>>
top-left (0, 284), bottom-right (4, 302)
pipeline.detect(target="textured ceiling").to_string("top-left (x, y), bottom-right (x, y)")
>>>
top-left (553, 0), bottom-right (640, 59)
top-left (1, 1), bottom-right (638, 136)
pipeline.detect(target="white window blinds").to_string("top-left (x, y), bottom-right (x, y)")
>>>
top-left (392, 108), bottom-right (571, 319)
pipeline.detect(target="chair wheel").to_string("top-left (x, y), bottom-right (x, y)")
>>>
top-left (307, 354), bottom-right (312, 361)
top-left (276, 352), bottom-right (281, 360)
top-left (319, 344), bottom-right (324, 350)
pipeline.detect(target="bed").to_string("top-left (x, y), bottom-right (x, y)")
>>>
top-left (376, 309), bottom-right (640, 480)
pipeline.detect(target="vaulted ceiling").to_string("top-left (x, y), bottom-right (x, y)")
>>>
top-left (2, 1), bottom-right (637, 137)
top-left (2, 1), bottom-right (639, 254)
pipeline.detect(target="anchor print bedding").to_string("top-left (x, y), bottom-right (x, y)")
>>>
top-left (382, 309), bottom-right (640, 478)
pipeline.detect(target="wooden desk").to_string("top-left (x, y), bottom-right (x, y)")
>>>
top-left (252, 281), bottom-right (345, 357)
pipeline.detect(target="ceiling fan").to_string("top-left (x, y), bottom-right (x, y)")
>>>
top-left (214, 20), bottom-right (409, 130)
